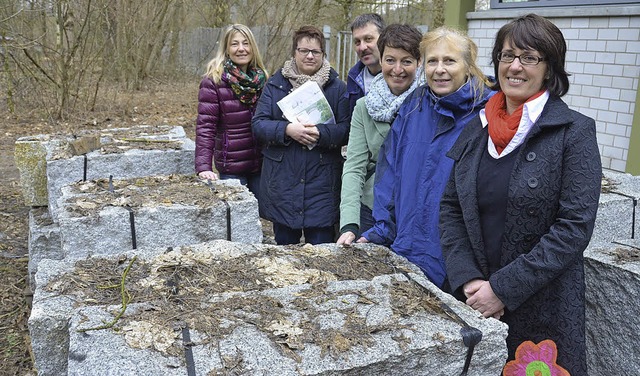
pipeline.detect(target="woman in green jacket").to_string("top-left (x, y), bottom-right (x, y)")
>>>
top-left (337, 24), bottom-right (423, 245)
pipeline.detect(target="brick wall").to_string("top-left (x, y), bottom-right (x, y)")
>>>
top-left (467, 6), bottom-right (640, 172)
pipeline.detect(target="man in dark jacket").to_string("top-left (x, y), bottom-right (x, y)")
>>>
top-left (345, 13), bottom-right (385, 113)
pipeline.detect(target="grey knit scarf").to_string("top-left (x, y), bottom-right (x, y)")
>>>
top-left (281, 58), bottom-right (331, 90)
top-left (365, 69), bottom-right (423, 123)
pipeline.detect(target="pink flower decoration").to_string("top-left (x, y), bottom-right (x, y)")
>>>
top-left (503, 339), bottom-right (570, 376)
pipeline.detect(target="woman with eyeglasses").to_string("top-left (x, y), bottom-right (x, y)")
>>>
top-left (252, 25), bottom-right (349, 245)
top-left (440, 14), bottom-right (601, 374)
top-left (337, 24), bottom-right (423, 245)
top-left (355, 27), bottom-right (495, 291)
top-left (195, 24), bottom-right (269, 197)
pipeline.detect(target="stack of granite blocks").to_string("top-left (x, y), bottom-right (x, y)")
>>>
top-left (15, 125), bottom-right (261, 288)
top-left (585, 170), bottom-right (640, 375)
top-left (55, 175), bottom-right (262, 258)
top-left (14, 125), bottom-right (196, 218)
top-left (15, 126), bottom-right (199, 287)
top-left (29, 241), bottom-right (508, 376)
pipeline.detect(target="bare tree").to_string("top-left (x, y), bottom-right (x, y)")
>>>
top-left (0, 0), bottom-right (453, 121)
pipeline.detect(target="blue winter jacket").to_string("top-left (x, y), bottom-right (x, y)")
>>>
top-left (362, 79), bottom-right (495, 288)
top-left (252, 68), bottom-right (350, 229)
top-left (345, 61), bottom-right (366, 114)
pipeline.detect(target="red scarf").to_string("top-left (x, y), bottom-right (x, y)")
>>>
top-left (486, 90), bottom-right (545, 155)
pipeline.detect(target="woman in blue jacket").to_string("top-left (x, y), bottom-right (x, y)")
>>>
top-left (252, 26), bottom-right (350, 245)
top-left (358, 27), bottom-right (495, 290)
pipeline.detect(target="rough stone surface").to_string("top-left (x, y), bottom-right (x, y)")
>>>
top-left (27, 207), bottom-right (62, 290)
top-left (14, 135), bottom-right (51, 206)
top-left (602, 169), bottom-right (640, 239)
top-left (31, 241), bottom-right (508, 376)
top-left (43, 125), bottom-right (195, 219)
top-left (29, 283), bottom-right (75, 376)
top-left (584, 239), bottom-right (640, 376)
top-left (28, 176), bottom-right (261, 294)
top-left (54, 177), bottom-right (261, 258)
top-left (589, 192), bottom-right (634, 249)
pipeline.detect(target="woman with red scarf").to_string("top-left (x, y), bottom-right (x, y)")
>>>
top-left (195, 24), bottom-right (269, 197)
top-left (440, 14), bottom-right (601, 374)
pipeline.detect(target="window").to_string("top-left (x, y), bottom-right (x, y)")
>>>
top-left (491, 0), bottom-right (638, 9)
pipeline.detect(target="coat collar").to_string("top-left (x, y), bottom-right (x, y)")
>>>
top-left (269, 67), bottom-right (339, 92)
top-left (444, 95), bottom-right (574, 277)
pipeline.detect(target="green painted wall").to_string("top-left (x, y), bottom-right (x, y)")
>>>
top-left (444, 0), bottom-right (476, 31)
top-left (627, 79), bottom-right (640, 175)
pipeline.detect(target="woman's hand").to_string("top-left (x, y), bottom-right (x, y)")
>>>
top-left (337, 231), bottom-right (356, 245)
top-left (286, 122), bottom-right (319, 146)
top-left (465, 280), bottom-right (505, 319)
top-left (198, 171), bottom-right (219, 181)
top-left (463, 279), bottom-right (484, 299)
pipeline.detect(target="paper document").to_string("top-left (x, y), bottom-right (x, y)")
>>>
top-left (277, 80), bottom-right (335, 126)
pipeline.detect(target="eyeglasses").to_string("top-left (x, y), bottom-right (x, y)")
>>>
top-left (296, 48), bottom-right (323, 57)
top-left (497, 52), bottom-right (546, 66)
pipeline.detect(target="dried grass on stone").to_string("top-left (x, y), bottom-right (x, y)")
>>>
top-left (44, 243), bottom-right (445, 362)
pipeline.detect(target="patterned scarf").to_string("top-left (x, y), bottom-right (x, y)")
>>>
top-left (281, 58), bottom-right (331, 90)
top-left (222, 59), bottom-right (267, 106)
top-left (365, 69), bottom-right (423, 123)
top-left (486, 89), bottom-right (545, 155)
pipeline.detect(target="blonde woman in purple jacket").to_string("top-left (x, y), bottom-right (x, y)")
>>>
top-left (195, 24), bottom-right (269, 197)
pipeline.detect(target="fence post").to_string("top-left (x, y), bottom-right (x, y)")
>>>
top-left (323, 25), bottom-right (331, 61)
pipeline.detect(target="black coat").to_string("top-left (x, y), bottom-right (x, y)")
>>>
top-left (252, 69), bottom-right (350, 228)
top-left (439, 96), bottom-right (601, 374)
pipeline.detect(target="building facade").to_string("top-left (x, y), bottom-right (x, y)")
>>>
top-left (447, 2), bottom-right (640, 174)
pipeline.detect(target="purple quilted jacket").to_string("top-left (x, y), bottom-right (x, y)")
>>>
top-left (195, 77), bottom-right (262, 175)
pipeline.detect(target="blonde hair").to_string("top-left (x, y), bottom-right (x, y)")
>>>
top-left (420, 26), bottom-right (492, 103)
top-left (204, 24), bottom-right (269, 83)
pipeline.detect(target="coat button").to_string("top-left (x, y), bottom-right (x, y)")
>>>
top-left (528, 177), bottom-right (538, 188)
top-left (300, 178), bottom-right (305, 183)
top-left (527, 207), bottom-right (536, 215)
top-left (526, 152), bottom-right (536, 161)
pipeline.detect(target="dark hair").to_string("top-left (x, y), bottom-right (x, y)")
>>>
top-left (491, 13), bottom-right (570, 97)
top-left (349, 13), bottom-right (385, 34)
top-left (291, 25), bottom-right (325, 57)
top-left (377, 24), bottom-right (422, 61)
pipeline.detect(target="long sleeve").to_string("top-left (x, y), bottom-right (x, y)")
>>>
top-left (490, 115), bottom-right (601, 311)
top-left (361, 121), bottom-right (399, 246)
top-left (315, 80), bottom-right (350, 150)
top-left (439, 156), bottom-right (486, 295)
top-left (340, 100), bottom-right (371, 231)
top-left (251, 76), bottom-right (291, 147)
top-left (195, 78), bottom-right (220, 173)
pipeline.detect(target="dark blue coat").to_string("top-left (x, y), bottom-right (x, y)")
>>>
top-left (345, 61), bottom-right (366, 114)
top-left (440, 96), bottom-right (601, 374)
top-left (252, 68), bottom-right (350, 228)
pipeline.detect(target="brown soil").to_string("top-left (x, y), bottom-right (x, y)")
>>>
top-left (0, 77), bottom-right (199, 375)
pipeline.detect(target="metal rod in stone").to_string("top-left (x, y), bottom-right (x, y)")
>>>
top-left (108, 175), bottom-right (114, 193)
top-left (632, 198), bottom-right (637, 239)
top-left (83, 155), bottom-right (88, 181)
top-left (182, 326), bottom-right (196, 376)
top-left (126, 208), bottom-right (137, 250)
